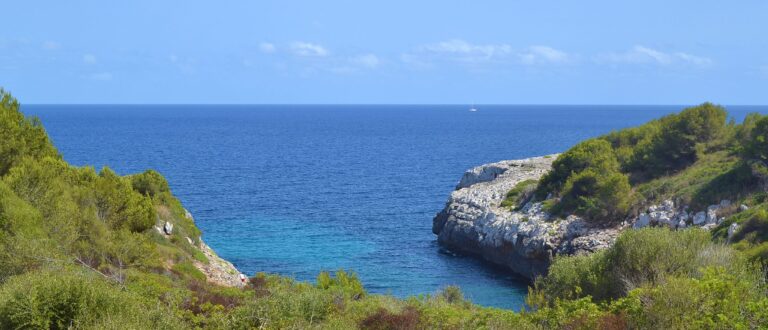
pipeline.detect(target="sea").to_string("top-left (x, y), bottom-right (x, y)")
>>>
top-left (24, 104), bottom-right (768, 310)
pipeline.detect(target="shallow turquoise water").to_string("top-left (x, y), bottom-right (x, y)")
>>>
top-left (25, 104), bottom-right (767, 309)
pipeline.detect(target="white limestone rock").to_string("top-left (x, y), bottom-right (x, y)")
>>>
top-left (433, 155), bottom-right (622, 280)
top-left (693, 211), bottom-right (708, 225)
top-left (633, 213), bottom-right (651, 228)
top-left (728, 223), bottom-right (740, 240)
top-left (163, 221), bottom-right (174, 235)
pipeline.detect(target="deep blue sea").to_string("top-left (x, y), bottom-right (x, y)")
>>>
top-left (24, 104), bottom-right (768, 309)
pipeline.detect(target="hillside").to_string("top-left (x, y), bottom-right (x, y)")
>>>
top-left (1, 90), bottom-right (767, 329)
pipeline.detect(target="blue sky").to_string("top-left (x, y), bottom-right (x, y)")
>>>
top-left (1, 1), bottom-right (766, 104)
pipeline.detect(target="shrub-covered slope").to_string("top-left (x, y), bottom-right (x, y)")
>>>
top-left (1, 90), bottom-right (767, 329)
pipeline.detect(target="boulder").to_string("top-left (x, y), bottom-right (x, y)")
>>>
top-left (633, 213), bottom-right (651, 228)
top-left (163, 221), bottom-right (174, 235)
top-left (727, 223), bottom-right (740, 240)
top-left (706, 205), bottom-right (719, 224)
top-left (693, 211), bottom-right (707, 225)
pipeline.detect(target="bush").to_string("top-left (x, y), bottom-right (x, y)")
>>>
top-left (535, 228), bottom-right (746, 302)
top-left (130, 170), bottom-right (170, 198)
top-left (94, 168), bottom-right (156, 232)
top-left (0, 90), bottom-right (59, 176)
top-left (0, 269), bottom-right (184, 329)
top-left (557, 169), bottom-right (631, 224)
top-left (500, 179), bottom-right (538, 210)
top-left (537, 139), bottom-right (620, 198)
top-left (317, 270), bottom-right (366, 299)
top-left (617, 268), bottom-right (768, 329)
top-left (359, 306), bottom-right (420, 330)
top-left (628, 103), bottom-right (727, 178)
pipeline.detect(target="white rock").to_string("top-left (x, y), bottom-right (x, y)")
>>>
top-left (634, 213), bottom-right (651, 228)
top-left (677, 218), bottom-right (687, 229)
top-left (700, 223), bottom-right (718, 231)
top-left (727, 223), bottom-right (740, 240)
top-left (740, 204), bottom-right (749, 212)
top-left (706, 209), bottom-right (718, 224)
top-left (661, 199), bottom-right (675, 211)
top-left (163, 221), bottom-right (174, 235)
top-left (693, 211), bottom-right (707, 225)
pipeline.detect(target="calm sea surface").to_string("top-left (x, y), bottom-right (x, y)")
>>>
top-left (24, 104), bottom-right (768, 309)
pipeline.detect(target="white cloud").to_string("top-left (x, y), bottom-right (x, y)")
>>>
top-left (259, 43), bottom-right (276, 54)
top-left (406, 39), bottom-right (570, 66)
top-left (83, 54), bottom-right (97, 64)
top-left (290, 42), bottom-right (328, 57)
top-left (519, 46), bottom-right (571, 65)
top-left (89, 72), bottom-right (112, 81)
top-left (419, 39), bottom-right (512, 62)
top-left (42, 41), bottom-right (60, 50)
top-left (350, 54), bottom-right (380, 68)
top-left (599, 46), bottom-right (712, 67)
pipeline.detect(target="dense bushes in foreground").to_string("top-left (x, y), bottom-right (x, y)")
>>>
top-left (2, 88), bottom-right (768, 329)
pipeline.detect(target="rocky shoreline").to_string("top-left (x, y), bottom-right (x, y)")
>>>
top-left (433, 155), bottom-right (738, 281)
top-left (157, 210), bottom-right (246, 288)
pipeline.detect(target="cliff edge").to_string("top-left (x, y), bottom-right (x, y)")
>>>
top-left (432, 155), bottom-right (622, 280)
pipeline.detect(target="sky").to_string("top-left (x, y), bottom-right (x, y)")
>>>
top-left (1, 1), bottom-right (766, 104)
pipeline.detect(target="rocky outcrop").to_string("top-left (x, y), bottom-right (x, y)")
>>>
top-left (432, 155), bottom-right (623, 280)
top-left (194, 240), bottom-right (245, 288)
top-left (182, 210), bottom-right (245, 288)
top-left (433, 155), bottom-right (747, 281)
top-left (630, 199), bottom-right (733, 231)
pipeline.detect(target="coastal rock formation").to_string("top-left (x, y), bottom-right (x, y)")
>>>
top-left (433, 155), bottom-right (742, 281)
top-left (185, 210), bottom-right (246, 288)
top-left (432, 155), bottom-right (623, 280)
top-left (194, 241), bottom-right (245, 288)
top-left (631, 199), bottom-right (733, 230)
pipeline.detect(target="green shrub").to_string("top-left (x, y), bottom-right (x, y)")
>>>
top-left (535, 228), bottom-right (746, 302)
top-left (627, 103), bottom-right (727, 178)
top-left (129, 170), bottom-right (170, 198)
top-left (617, 267), bottom-right (768, 329)
top-left (0, 90), bottom-right (59, 176)
top-left (557, 169), bottom-right (631, 223)
top-left (172, 261), bottom-right (207, 282)
top-left (500, 179), bottom-right (538, 210)
top-left (537, 139), bottom-right (620, 197)
top-left (0, 269), bottom-right (184, 329)
top-left (317, 270), bottom-right (366, 299)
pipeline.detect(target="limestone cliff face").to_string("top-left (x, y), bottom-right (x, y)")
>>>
top-left (432, 155), bottom-right (622, 280)
top-left (159, 210), bottom-right (245, 288)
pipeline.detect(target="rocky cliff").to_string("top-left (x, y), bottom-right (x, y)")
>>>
top-left (433, 155), bottom-right (743, 281)
top-left (157, 209), bottom-right (246, 288)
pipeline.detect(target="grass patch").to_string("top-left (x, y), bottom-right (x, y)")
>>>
top-left (500, 179), bottom-right (538, 210)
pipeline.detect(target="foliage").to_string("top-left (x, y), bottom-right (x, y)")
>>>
top-left (500, 179), bottom-right (538, 210)
top-left (534, 228), bottom-right (748, 302)
top-left (0, 269), bottom-right (184, 329)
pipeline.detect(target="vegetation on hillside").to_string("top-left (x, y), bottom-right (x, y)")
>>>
top-left (533, 103), bottom-right (765, 225)
top-left (2, 89), bottom-right (768, 329)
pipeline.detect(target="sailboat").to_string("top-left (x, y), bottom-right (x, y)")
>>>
top-left (469, 103), bottom-right (478, 112)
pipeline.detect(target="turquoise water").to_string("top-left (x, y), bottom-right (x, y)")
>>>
top-left (25, 104), bottom-right (767, 309)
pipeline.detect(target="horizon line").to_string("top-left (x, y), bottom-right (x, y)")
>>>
top-left (21, 103), bottom-right (768, 107)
